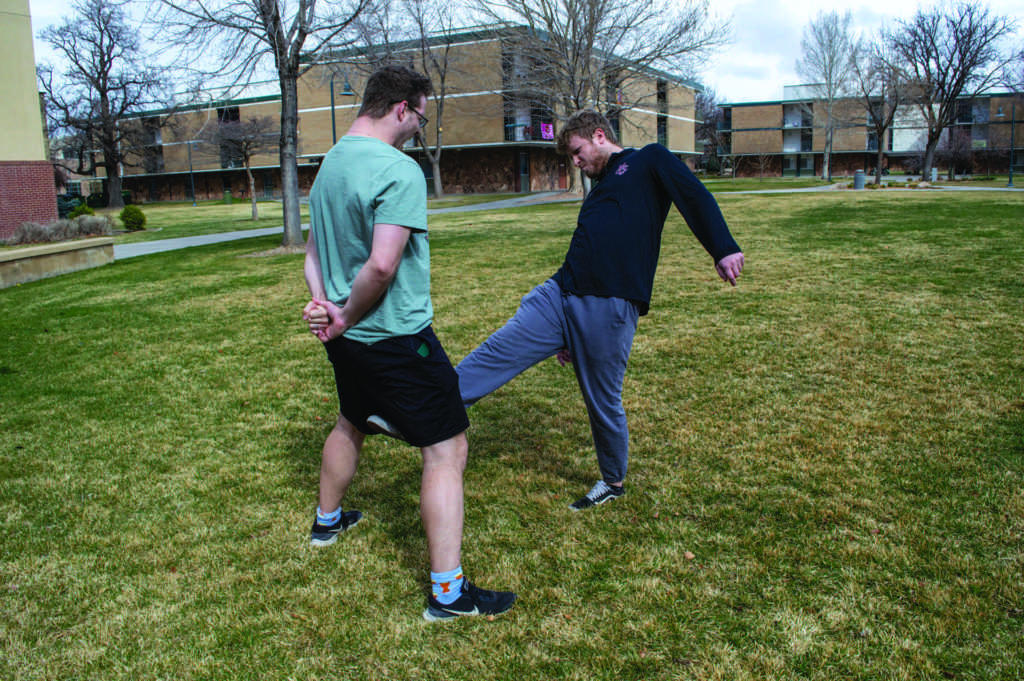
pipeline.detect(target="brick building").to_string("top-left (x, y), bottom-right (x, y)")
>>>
top-left (0, 0), bottom-right (57, 240)
top-left (115, 27), bottom-right (703, 203)
top-left (719, 86), bottom-right (1023, 179)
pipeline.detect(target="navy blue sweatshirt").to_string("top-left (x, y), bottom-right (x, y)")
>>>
top-left (552, 144), bottom-right (740, 315)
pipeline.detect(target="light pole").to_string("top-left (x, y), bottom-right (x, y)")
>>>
top-left (1008, 102), bottom-right (1016, 188)
top-left (187, 140), bottom-right (197, 206)
top-left (330, 70), bottom-right (354, 145)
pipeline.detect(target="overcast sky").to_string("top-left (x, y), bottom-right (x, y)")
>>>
top-left (27, 0), bottom-right (1024, 104)
top-left (701, 0), bottom-right (1023, 102)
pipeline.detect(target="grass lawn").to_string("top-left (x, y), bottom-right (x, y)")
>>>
top-left (102, 194), bottom-right (530, 244)
top-left (1, 192), bottom-right (1022, 680)
top-left (699, 177), bottom-right (833, 192)
top-left (105, 200), bottom-right (308, 244)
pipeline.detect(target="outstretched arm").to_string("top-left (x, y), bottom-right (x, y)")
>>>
top-left (654, 146), bottom-right (742, 266)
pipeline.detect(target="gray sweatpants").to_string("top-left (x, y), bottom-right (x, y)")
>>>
top-left (456, 278), bottom-right (639, 483)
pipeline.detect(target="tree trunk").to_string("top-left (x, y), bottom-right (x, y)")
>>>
top-left (875, 143), bottom-right (885, 185)
top-left (106, 166), bottom-right (125, 209)
top-left (921, 128), bottom-right (942, 179)
top-left (569, 166), bottom-right (586, 194)
top-left (246, 162), bottom-right (259, 220)
top-left (431, 157), bottom-right (444, 198)
top-left (823, 126), bottom-right (833, 182)
top-left (279, 76), bottom-right (304, 247)
top-left (922, 138), bottom-right (939, 181)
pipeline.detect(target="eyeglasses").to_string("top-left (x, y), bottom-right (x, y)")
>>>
top-left (410, 105), bottom-right (429, 129)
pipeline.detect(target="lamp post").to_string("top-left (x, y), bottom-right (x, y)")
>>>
top-left (187, 140), bottom-right (197, 206)
top-left (330, 70), bottom-right (354, 145)
top-left (1008, 102), bottom-right (1016, 189)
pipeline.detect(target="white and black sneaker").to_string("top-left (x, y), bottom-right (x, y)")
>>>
top-left (366, 415), bottom-right (407, 442)
top-left (423, 580), bottom-right (517, 622)
top-left (569, 480), bottom-right (625, 511)
top-left (310, 510), bottom-right (363, 546)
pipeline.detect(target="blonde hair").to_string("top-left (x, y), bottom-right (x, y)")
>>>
top-left (556, 110), bottom-right (619, 154)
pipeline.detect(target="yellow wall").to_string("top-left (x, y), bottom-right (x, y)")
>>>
top-left (0, 0), bottom-right (48, 161)
top-left (731, 106), bottom-right (783, 154)
top-left (121, 34), bottom-right (704, 179)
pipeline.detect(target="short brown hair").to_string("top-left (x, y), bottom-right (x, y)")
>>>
top-left (358, 65), bottom-right (433, 119)
top-left (556, 110), bottom-right (619, 154)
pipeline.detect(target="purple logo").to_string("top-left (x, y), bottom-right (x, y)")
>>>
top-left (615, 163), bottom-right (629, 176)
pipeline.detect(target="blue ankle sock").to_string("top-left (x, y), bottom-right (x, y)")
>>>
top-left (431, 567), bottom-right (465, 605)
top-left (317, 506), bottom-right (341, 525)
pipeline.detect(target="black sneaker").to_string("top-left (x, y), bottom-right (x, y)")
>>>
top-left (310, 510), bottom-right (363, 546)
top-left (366, 415), bottom-right (407, 442)
top-left (423, 580), bottom-right (517, 622)
top-left (569, 480), bottom-right (625, 511)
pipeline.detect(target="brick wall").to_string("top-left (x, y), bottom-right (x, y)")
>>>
top-left (0, 161), bottom-right (58, 240)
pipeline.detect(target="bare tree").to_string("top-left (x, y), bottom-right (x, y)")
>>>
top-left (1002, 44), bottom-right (1023, 90)
top-left (937, 126), bottom-right (975, 178)
top-left (156, 0), bottom-right (372, 248)
top-left (851, 38), bottom-right (905, 184)
top-left (884, 2), bottom-right (1017, 181)
top-left (473, 0), bottom-right (728, 131)
top-left (757, 148), bottom-right (770, 179)
top-left (200, 115), bottom-right (278, 220)
top-left (340, 0), bottom-right (464, 198)
top-left (38, 0), bottom-right (170, 209)
top-left (796, 10), bottom-right (855, 182)
top-left (695, 87), bottom-right (726, 175)
top-left (407, 0), bottom-right (458, 198)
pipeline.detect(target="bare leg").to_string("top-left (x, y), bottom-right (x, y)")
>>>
top-left (419, 432), bottom-right (468, 573)
top-left (318, 414), bottom-right (365, 512)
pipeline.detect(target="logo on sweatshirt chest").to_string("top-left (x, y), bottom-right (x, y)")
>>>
top-left (615, 163), bottom-right (629, 176)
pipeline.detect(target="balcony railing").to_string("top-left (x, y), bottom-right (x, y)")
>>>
top-left (504, 121), bottom-right (555, 143)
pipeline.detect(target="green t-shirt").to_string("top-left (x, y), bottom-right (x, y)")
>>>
top-left (309, 135), bottom-right (431, 344)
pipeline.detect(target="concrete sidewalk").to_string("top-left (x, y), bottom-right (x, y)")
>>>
top-left (111, 183), bottom-right (1019, 259)
top-left (113, 191), bottom-right (578, 259)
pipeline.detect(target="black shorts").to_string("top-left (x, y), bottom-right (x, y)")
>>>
top-left (323, 325), bottom-right (469, 448)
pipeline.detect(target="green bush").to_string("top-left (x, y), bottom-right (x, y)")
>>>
top-left (67, 203), bottom-right (95, 219)
top-left (119, 204), bottom-right (147, 231)
top-left (56, 194), bottom-right (83, 219)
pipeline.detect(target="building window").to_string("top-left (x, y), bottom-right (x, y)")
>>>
top-left (955, 99), bottom-right (973, 124)
top-left (142, 117), bottom-right (165, 174)
top-left (606, 109), bottom-right (621, 141)
top-left (217, 106), bottom-right (244, 169)
top-left (502, 97), bottom-right (554, 142)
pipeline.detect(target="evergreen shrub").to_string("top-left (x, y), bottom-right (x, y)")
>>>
top-left (119, 205), bottom-right (147, 231)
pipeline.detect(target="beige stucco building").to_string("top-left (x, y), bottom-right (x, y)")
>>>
top-left (0, 0), bottom-right (57, 239)
top-left (118, 27), bottom-right (703, 203)
top-left (719, 88), bottom-right (1023, 178)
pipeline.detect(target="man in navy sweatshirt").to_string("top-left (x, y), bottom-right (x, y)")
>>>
top-left (457, 109), bottom-right (746, 511)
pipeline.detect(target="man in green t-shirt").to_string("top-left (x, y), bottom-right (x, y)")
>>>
top-left (302, 66), bottom-right (515, 622)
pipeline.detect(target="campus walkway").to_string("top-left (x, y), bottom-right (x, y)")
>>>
top-left (113, 191), bottom-right (578, 259)
top-left (112, 184), bottom-right (1020, 259)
